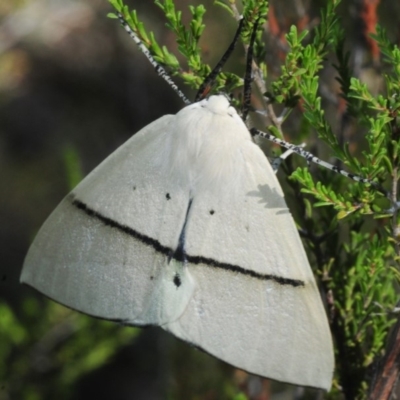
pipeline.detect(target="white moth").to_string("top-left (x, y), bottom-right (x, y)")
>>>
top-left (21, 94), bottom-right (334, 390)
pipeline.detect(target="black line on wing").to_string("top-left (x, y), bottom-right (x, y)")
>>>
top-left (187, 255), bottom-right (304, 287)
top-left (72, 197), bottom-right (171, 257)
top-left (71, 196), bottom-right (304, 288)
top-left (172, 198), bottom-right (193, 263)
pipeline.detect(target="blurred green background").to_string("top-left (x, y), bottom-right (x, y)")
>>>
top-left (1, 0), bottom-right (400, 399)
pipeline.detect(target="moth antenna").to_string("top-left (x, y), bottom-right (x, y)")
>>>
top-left (241, 17), bottom-right (260, 121)
top-left (195, 17), bottom-right (245, 102)
top-left (250, 127), bottom-right (385, 193)
top-left (117, 12), bottom-right (191, 105)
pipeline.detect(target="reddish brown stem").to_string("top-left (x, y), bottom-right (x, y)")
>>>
top-left (368, 315), bottom-right (400, 399)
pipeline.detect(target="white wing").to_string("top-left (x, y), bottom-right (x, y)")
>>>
top-left (21, 95), bottom-right (333, 390)
top-left (21, 115), bottom-right (196, 325)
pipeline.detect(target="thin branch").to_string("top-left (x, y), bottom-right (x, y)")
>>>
top-left (228, 1), bottom-right (282, 131)
top-left (391, 167), bottom-right (400, 256)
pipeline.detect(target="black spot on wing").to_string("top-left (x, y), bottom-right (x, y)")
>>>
top-left (166, 193), bottom-right (171, 200)
top-left (209, 210), bottom-right (215, 215)
top-left (173, 273), bottom-right (181, 287)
